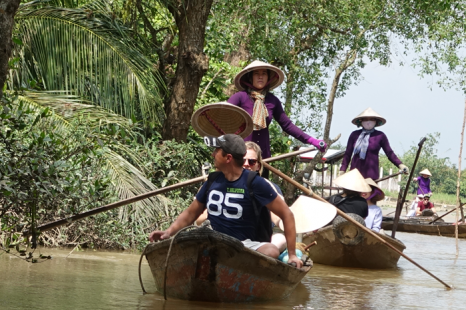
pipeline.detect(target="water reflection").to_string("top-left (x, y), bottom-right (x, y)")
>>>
top-left (0, 232), bottom-right (464, 309)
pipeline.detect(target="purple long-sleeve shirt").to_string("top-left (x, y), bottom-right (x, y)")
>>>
top-left (415, 176), bottom-right (431, 195)
top-left (227, 91), bottom-right (310, 158)
top-left (340, 129), bottom-right (402, 180)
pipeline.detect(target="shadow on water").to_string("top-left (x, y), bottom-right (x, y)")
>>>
top-left (0, 232), bottom-right (465, 309)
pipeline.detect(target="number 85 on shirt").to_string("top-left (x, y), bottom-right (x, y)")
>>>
top-left (207, 190), bottom-right (243, 219)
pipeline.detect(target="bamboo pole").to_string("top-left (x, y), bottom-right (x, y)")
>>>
top-left (263, 161), bottom-right (452, 290)
top-left (392, 137), bottom-right (426, 238)
top-left (375, 171), bottom-right (403, 183)
top-left (455, 100), bottom-right (466, 255)
top-left (33, 146), bottom-right (317, 234)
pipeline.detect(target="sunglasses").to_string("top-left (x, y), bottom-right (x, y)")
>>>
top-left (424, 198), bottom-right (430, 200)
top-left (243, 158), bottom-right (258, 166)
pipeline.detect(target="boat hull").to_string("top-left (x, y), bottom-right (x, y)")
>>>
top-left (382, 219), bottom-right (466, 238)
top-left (302, 225), bottom-right (406, 269)
top-left (145, 227), bottom-right (311, 302)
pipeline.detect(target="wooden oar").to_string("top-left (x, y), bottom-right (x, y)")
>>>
top-left (32, 146), bottom-right (317, 234)
top-left (263, 161), bottom-right (452, 290)
top-left (429, 203), bottom-right (466, 224)
top-left (33, 175), bottom-right (208, 234)
top-left (375, 171), bottom-right (403, 183)
top-left (392, 137), bottom-right (426, 238)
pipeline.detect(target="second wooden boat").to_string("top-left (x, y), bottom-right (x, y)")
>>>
top-left (382, 216), bottom-right (466, 238)
top-left (303, 215), bottom-right (406, 269)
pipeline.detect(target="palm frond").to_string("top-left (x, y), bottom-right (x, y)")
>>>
top-left (13, 3), bottom-right (165, 129)
top-left (12, 91), bottom-right (168, 222)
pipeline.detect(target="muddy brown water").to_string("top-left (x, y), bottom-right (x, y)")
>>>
top-left (1, 231), bottom-right (465, 309)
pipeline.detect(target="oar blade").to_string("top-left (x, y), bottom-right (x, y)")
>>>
top-left (279, 195), bottom-right (337, 233)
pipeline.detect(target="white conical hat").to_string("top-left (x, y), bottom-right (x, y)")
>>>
top-left (278, 195), bottom-right (337, 233)
top-left (191, 102), bottom-right (254, 138)
top-left (334, 169), bottom-right (372, 192)
top-left (419, 169), bottom-right (432, 176)
top-left (351, 107), bottom-right (386, 127)
top-left (364, 178), bottom-right (385, 202)
top-left (234, 60), bottom-right (285, 91)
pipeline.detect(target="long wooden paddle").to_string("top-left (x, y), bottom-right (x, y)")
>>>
top-left (263, 161), bottom-right (452, 289)
top-left (392, 137), bottom-right (427, 238)
top-left (429, 203), bottom-right (466, 224)
top-left (375, 171), bottom-right (403, 183)
top-left (32, 146), bottom-right (317, 234)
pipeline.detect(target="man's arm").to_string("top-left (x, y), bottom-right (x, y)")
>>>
top-left (149, 199), bottom-right (206, 242)
top-left (265, 197), bottom-right (303, 269)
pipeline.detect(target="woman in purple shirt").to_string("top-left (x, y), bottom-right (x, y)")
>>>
top-left (227, 61), bottom-right (325, 177)
top-left (340, 107), bottom-right (408, 180)
top-left (413, 168), bottom-right (432, 195)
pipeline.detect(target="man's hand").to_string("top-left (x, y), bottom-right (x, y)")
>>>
top-left (149, 230), bottom-right (170, 242)
top-left (287, 254), bottom-right (303, 269)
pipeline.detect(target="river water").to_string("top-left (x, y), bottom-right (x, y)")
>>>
top-left (1, 231), bottom-right (464, 309)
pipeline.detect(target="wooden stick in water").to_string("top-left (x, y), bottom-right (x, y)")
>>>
top-left (263, 161), bottom-right (453, 290)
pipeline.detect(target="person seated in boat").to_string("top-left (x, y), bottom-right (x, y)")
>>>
top-left (340, 107), bottom-right (409, 180)
top-left (196, 141), bottom-right (288, 252)
top-left (413, 169), bottom-right (433, 196)
top-left (149, 134), bottom-right (302, 268)
top-left (416, 195), bottom-right (436, 216)
top-left (361, 178), bottom-right (384, 232)
top-left (407, 194), bottom-right (424, 217)
top-left (326, 169), bottom-right (371, 219)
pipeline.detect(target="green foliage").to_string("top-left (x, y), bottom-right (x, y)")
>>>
top-left (12, 0), bottom-right (165, 130)
top-left (0, 91), bottom-right (114, 254)
top-left (380, 132), bottom-right (466, 199)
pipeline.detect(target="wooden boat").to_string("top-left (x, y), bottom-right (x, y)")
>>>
top-left (382, 216), bottom-right (466, 238)
top-left (144, 227), bottom-right (312, 302)
top-left (302, 216), bottom-right (406, 269)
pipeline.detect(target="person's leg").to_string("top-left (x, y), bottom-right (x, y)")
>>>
top-left (256, 243), bottom-right (280, 258)
top-left (241, 240), bottom-right (280, 258)
top-left (271, 233), bottom-right (286, 253)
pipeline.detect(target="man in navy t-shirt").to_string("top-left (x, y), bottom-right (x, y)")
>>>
top-left (149, 134), bottom-right (302, 268)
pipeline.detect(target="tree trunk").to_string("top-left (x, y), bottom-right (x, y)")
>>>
top-left (0, 0), bottom-right (20, 101)
top-left (162, 0), bottom-right (213, 141)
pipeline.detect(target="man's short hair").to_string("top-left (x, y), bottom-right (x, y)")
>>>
top-left (204, 134), bottom-right (246, 167)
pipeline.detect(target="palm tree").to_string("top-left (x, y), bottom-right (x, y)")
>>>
top-left (8, 0), bottom-right (170, 230)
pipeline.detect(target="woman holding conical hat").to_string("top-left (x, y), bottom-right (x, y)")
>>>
top-left (340, 107), bottom-right (408, 180)
top-left (326, 169), bottom-right (370, 218)
top-left (227, 60), bottom-right (326, 176)
top-left (361, 178), bottom-right (385, 232)
top-left (413, 168), bottom-right (432, 196)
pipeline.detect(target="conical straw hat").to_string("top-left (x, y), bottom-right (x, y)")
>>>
top-left (419, 169), bottom-right (432, 176)
top-left (234, 60), bottom-right (285, 91)
top-left (191, 102), bottom-right (253, 138)
top-left (334, 169), bottom-right (372, 192)
top-left (364, 178), bottom-right (385, 202)
top-left (279, 195), bottom-right (337, 233)
top-left (351, 107), bottom-right (386, 127)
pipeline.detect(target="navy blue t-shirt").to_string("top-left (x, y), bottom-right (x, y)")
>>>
top-left (196, 169), bottom-right (278, 241)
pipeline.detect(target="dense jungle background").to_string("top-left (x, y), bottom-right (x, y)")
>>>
top-left (1, 0), bottom-right (466, 252)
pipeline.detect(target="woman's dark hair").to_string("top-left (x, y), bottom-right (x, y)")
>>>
top-left (343, 189), bottom-right (361, 197)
